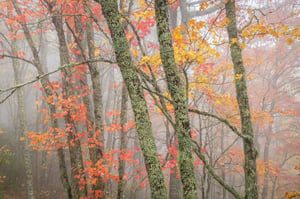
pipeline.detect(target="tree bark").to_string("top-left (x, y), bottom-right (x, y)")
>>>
top-left (97, 0), bottom-right (168, 198)
top-left (154, 0), bottom-right (197, 198)
top-left (262, 135), bottom-right (271, 199)
top-left (225, 1), bottom-right (258, 199)
top-left (11, 39), bottom-right (35, 199)
top-left (46, 2), bottom-right (87, 198)
top-left (117, 86), bottom-right (128, 199)
top-left (166, 121), bottom-right (182, 199)
top-left (85, 15), bottom-right (106, 195)
top-left (10, 0), bottom-right (72, 197)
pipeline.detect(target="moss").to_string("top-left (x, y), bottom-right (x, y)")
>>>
top-left (153, 0), bottom-right (198, 198)
top-left (98, 1), bottom-right (167, 198)
top-left (225, 1), bottom-right (258, 198)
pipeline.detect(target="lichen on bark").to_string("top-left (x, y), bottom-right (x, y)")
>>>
top-left (97, 0), bottom-right (167, 198)
top-left (154, 0), bottom-right (197, 198)
top-left (225, 1), bottom-right (258, 199)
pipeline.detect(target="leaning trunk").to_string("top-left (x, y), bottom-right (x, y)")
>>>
top-left (97, 0), bottom-right (168, 198)
top-left (225, 1), bottom-right (258, 199)
top-left (10, 0), bottom-right (72, 197)
top-left (154, 0), bottom-right (197, 198)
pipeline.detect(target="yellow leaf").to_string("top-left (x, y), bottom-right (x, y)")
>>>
top-left (231, 38), bottom-right (238, 44)
top-left (138, 0), bottom-right (147, 9)
top-left (199, 2), bottom-right (208, 11)
top-left (188, 19), bottom-right (196, 27)
top-left (95, 49), bottom-right (100, 56)
top-left (196, 56), bottom-right (204, 63)
top-left (132, 49), bottom-right (139, 57)
top-left (239, 42), bottom-right (246, 49)
top-left (179, 25), bottom-right (186, 32)
top-left (196, 21), bottom-right (206, 29)
top-left (235, 74), bottom-right (243, 80)
top-left (215, 99), bottom-right (221, 105)
top-left (285, 191), bottom-right (300, 199)
top-left (248, 74), bottom-right (254, 80)
top-left (285, 38), bottom-right (294, 45)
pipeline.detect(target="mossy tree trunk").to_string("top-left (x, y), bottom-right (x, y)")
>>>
top-left (96, 1), bottom-right (168, 198)
top-left (154, 0), bottom-right (197, 198)
top-left (225, 1), bottom-right (258, 199)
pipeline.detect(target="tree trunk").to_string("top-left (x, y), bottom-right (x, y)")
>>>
top-left (117, 86), bottom-right (128, 199)
top-left (47, 2), bottom-right (87, 198)
top-left (97, 0), bottom-right (167, 198)
top-left (166, 120), bottom-right (182, 199)
top-left (262, 135), bottom-right (271, 199)
top-left (10, 0), bottom-right (72, 197)
top-left (221, 126), bottom-right (227, 199)
top-left (225, 1), bottom-right (258, 199)
top-left (154, 0), bottom-right (197, 198)
top-left (11, 39), bottom-right (35, 199)
top-left (179, 0), bottom-right (190, 25)
top-left (85, 15), bottom-right (106, 195)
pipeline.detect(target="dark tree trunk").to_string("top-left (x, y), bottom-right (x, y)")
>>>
top-left (225, 1), bottom-right (258, 199)
top-left (47, 2), bottom-right (87, 198)
top-left (85, 16), bottom-right (106, 195)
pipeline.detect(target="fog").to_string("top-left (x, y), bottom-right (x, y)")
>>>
top-left (0, 0), bottom-right (299, 199)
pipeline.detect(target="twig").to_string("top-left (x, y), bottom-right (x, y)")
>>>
top-left (0, 58), bottom-right (115, 102)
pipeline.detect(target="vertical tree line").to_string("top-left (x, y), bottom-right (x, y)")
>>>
top-left (0, 0), bottom-right (299, 199)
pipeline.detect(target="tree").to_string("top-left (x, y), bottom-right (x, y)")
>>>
top-left (7, 0), bottom-right (73, 197)
top-left (11, 37), bottom-right (35, 199)
top-left (225, 0), bottom-right (258, 198)
top-left (96, 0), bottom-right (168, 198)
top-left (154, 0), bottom-right (197, 198)
top-left (0, 0), bottom-right (298, 198)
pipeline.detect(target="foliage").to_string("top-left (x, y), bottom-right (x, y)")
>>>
top-left (0, 0), bottom-right (299, 198)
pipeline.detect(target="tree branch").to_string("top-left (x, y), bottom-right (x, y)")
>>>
top-left (192, 139), bottom-right (244, 199)
top-left (0, 58), bottom-right (115, 103)
top-left (189, 108), bottom-right (251, 140)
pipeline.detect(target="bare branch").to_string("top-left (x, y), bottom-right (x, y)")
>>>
top-left (189, 108), bottom-right (251, 140)
top-left (0, 58), bottom-right (115, 103)
top-left (192, 139), bottom-right (244, 199)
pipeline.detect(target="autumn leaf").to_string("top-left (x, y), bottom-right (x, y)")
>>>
top-left (295, 164), bottom-right (300, 170)
top-left (231, 38), bottom-right (238, 44)
top-left (285, 38), bottom-right (294, 45)
top-left (235, 74), bottom-right (243, 80)
top-left (95, 49), bottom-right (100, 56)
top-left (285, 191), bottom-right (300, 199)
